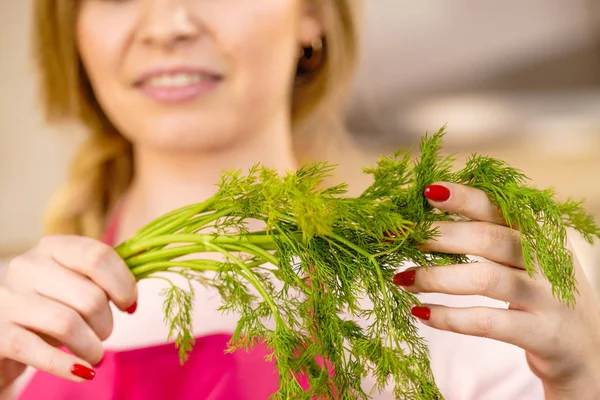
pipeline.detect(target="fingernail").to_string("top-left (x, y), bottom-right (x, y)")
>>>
top-left (382, 228), bottom-right (408, 243)
top-left (126, 301), bottom-right (137, 314)
top-left (411, 306), bottom-right (431, 320)
top-left (393, 269), bottom-right (416, 286)
top-left (382, 230), bottom-right (398, 244)
top-left (71, 364), bottom-right (96, 380)
top-left (424, 185), bottom-right (451, 202)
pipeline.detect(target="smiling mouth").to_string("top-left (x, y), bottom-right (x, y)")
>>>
top-left (138, 72), bottom-right (220, 88)
top-left (135, 70), bottom-right (223, 103)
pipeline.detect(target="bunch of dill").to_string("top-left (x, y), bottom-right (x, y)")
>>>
top-left (114, 128), bottom-right (600, 399)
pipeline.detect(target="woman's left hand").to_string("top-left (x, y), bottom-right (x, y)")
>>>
top-left (394, 182), bottom-right (600, 400)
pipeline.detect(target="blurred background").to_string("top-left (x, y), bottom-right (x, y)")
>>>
top-left (1, 1), bottom-right (599, 292)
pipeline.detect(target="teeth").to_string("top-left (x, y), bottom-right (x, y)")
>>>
top-left (147, 73), bottom-right (208, 87)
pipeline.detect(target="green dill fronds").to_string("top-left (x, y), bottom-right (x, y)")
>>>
top-left (114, 126), bottom-right (599, 399)
top-left (558, 198), bottom-right (600, 243)
top-left (161, 280), bottom-right (196, 364)
top-left (450, 150), bottom-right (596, 305)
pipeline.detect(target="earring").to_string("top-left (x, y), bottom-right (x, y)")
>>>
top-left (298, 37), bottom-right (324, 77)
top-left (300, 38), bottom-right (323, 60)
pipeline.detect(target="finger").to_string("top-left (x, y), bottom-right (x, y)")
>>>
top-left (32, 260), bottom-right (114, 341)
top-left (0, 324), bottom-right (96, 382)
top-left (395, 263), bottom-right (539, 309)
top-left (412, 304), bottom-right (544, 354)
top-left (1, 290), bottom-right (104, 366)
top-left (424, 183), bottom-right (508, 226)
top-left (38, 235), bottom-right (137, 311)
top-left (423, 221), bottom-right (525, 269)
top-left (0, 359), bottom-right (27, 388)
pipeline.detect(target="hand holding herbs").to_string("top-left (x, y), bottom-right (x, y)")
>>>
top-left (114, 129), bottom-right (600, 399)
top-left (0, 234), bottom-right (137, 385)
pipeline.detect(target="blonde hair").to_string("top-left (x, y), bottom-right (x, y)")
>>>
top-left (33, 0), bottom-right (362, 239)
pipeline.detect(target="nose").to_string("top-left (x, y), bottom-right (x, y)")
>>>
top-left (137, 0), bottom-right (200, 48)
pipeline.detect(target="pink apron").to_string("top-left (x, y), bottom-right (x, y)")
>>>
top-left (18, 212), bottom-right (295, 400)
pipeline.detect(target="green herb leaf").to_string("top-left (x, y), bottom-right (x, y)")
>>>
top-left (114, 127), bottom-right (599, 399)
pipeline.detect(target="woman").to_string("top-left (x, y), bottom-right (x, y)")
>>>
top-left (1, 0), bottom-right (599, 399)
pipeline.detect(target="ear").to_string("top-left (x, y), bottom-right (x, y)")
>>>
top-left (298, 0), bottom-right (325, 46)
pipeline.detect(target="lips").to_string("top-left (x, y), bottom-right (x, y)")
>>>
top-left (134, 67), bottom-right (223, 103)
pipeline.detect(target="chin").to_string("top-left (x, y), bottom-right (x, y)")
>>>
top-left (132, 118), bottom-right (243, 154)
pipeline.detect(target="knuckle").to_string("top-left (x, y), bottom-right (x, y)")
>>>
top-left (442, 311), bottom-right (460, 334)
top-left (80, 288), bottom-right (108, 318)
top-left (6, 251), bottom-right (51, 286)
top-left (2, 327), bottom-right (26, 358)
top-left (474, 223), bottom-right (505, 253)
top-left (474, 310), bottom-right (495, 337)
top-left (43, 351), bottom-right (60, 376)
top-left (416, 269), bottom-right (435, 291)
top-left (51, 309), bottom-right (80, 341)
top-left (38, 235), bottom-right (62, 250)
top-left (510, 274), bottom-right (534, 301)
top-left (6, 254), bottom-right (26, 270)
top-left (5, 254), bottom-right (32, 276)
top-left (37, 236), bottom-right (53, 249)
top-left (472, 265), bottom-right (501, 296)
top-left (83, 244), bottom-right (114, 272)
top-left (454, 191), bottom-right (471, 214)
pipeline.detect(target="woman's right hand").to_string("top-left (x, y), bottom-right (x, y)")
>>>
top-left (0, 235), bottom-right (138, 388)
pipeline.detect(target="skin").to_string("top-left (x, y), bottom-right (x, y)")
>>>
top-left (402, 182), bottom-right (600, 399)
top-left (1, 0), bottom-right (599, 398)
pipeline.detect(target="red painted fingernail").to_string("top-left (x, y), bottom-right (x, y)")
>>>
top-left (424, 185), bottom-right (451, 202)
top-left (411, 306), bottom-right (431, 320)
top-left (393, 269), bottom-right (416, 286)
top-left (71, 364), bottom-right (96, 380)
top-left (382, 230), bottom-right (398, 243)
top-left (126, 301), bottom-right (137, 314)
top-left (382, 228), bottom-right (408, 243)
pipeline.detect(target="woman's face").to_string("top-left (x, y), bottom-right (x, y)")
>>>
top-left (76, 0), bottom-right (322, 153)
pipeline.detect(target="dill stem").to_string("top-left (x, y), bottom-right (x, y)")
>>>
top-left (130, 260), bottom-right (223, 277)
top-left (330, 234), bottom-right (396, 346)
top-left (117, 233), bottom-right (278, 259)
top-left (180, 207), bottom-right (238, 233)
top-left (204, 242), bottom-right (287, 328)
top-left (271, 212), bottom-right (396, 339)
top-left (221, 242), bottom-right (311, 293)
top-left (131, 198), bottom-right (216, 241)
top-left (147, 275), bottom-right (178, 288)
top-left (121, 244), bottom-right (209, 267)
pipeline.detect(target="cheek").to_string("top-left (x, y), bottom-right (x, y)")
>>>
top-left (76, 4), bottom-right (134, 107)
top-left (213, 2), bottom-right (300, 102)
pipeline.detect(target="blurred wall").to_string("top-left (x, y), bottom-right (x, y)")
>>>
top-left (351, 0), bottom-right (599, 101)
top-left (0, 2), bottom-right (82, 254)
